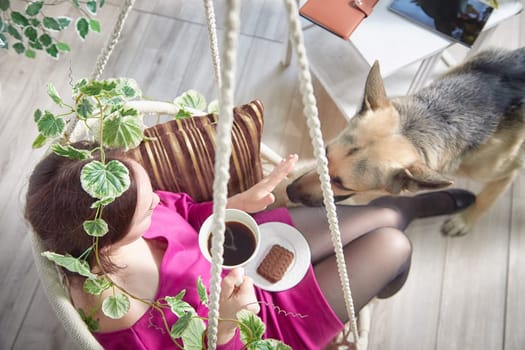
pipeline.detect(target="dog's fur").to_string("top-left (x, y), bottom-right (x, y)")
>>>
top-left (286, 47), bottom-right (525, 236)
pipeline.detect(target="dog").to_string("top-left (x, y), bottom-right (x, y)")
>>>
top-left (286, 47), bottom-right (525, 236)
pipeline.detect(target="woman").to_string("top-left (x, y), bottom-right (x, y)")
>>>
top-left (25, 142), bottom-right (475, 349)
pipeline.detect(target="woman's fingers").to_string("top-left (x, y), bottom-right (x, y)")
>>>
top-left (261, 154), bottom-right (298, 191)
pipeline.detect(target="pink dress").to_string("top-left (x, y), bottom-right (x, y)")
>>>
top-left (95, 191), bottom-right (343, 349)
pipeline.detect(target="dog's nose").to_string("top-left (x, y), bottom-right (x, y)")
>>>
top-left (286, 182), bottom-right (301, 203)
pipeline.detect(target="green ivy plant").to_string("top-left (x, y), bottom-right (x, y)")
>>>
top-left (33, 78), bottom-right (290, 349)
top-left (0, 0), bottom-right (104, 59)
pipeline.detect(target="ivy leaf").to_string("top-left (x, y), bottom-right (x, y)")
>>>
top-left (80, 160), bottom-right (130, 200)
top-left (165, 294), bottom-right (195, 317)
top-left (102, 294), bottom-right (130, 319)
top-left (7, 24), bottom-right (22, 40)
top-left (83, 277), bottom-right (111, 295)
top-left (23, 26), bottom-right (37, 41)
top-left (28, 40), bottom-right (42, 50)
top-left (32, 133), bottom-right (47, 149)
top-left (197, 277), bottom-right (208, 306)
top-left (39, 33), bottom-right (52, 46)
top-left (56, 41), bottom-right (70, 52)
top-left (30, 18), bottom-right (39, 26)
top-left (80, 81), bottom-right (102, 96)
top-left (33, 109), bottom-right (42, 122)
top-left (25, 49), bottom-right (36, 58)
top-left (47, 83), bottom-right (63, 106)
top-left (41, 251), bottom-right (96, 279)
top-left (102, 114), bottom-right (144, 150)
top-left (43, 17), bottom-right (61, 31)
top-left (115, 79), bottom-right (140, 98)
top-left (51, 143), bottom-right (91, 160)
top-left (0, 0), bottom-right (9, 12)
top-left (170, 312), bottom-right (193, 339)
top-left (76, 96), bottom-right (94, 118)
top-left (247, 339), bottom-right (292, 349)
top-left (170, 311), bottom-right (206, 350)
top-left (12, 42), bottom-right (24, 54)
top-left (78, 308), bottom-right (99, 332)
top-left (11, 12), bottom-right (29, 27)
top-left (57, 16), bottom-right (72, 30)
top-left (76, 17), bottom-right (89, 40)
top-left (73, 78), bottom-right (89, 95)
top-left (174, 90), bottom-right (207, 113)
top-left (120, 108), bottom-right (137, 117)
top-left (83, 218), bottom-right (109, 237)
top-left (25, 1), bottom-right (44, 16)
top-left (175, 109), bottom-right (192, 120)
top-left (72, 0), bottom-right (80, 8)
top-left (180, 317), bottom-right (206, 350)
top-left (37, 111), bottom-right (65, 137)
top-left (46, 43), bottom-right (59, 58)
top-left (0, 33), bottom-right (6, 49)
top-left (207, 99), bottom-right (220, 115)
top-left (86, 0), bottom-right (97, 15)
top-left (238, 310), bottom-right (266, 344)
top-left (99, 0), bottom-right (105, 7)
top-left (89, 19), bottom-right (100, 33)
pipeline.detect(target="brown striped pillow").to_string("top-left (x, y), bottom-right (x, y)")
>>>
top-left (126, 100), bottom-right (264, 202)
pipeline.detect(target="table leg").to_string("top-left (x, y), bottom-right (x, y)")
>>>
top-left (407, 53), bottom-right (442, 94)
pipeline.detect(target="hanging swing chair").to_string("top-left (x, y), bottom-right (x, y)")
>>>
top-left (30, 0), bottom-right (372, 349)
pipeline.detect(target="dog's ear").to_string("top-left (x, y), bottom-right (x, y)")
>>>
top-left (387, 162), bottom-right (453, 194)
top-left (360, 61), bottom-right (390, 113)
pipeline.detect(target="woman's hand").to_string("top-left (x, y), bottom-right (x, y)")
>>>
top-left (217, 268), bottom-right (260, 344)
top-left (227, 154), bottom-right (298, 213)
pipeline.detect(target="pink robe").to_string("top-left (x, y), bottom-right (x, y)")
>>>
top-left (95, 191), bottom-right (343, 349)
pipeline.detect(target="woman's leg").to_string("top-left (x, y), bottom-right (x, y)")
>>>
top-left (313, 227), bottom-right (411, 320)
top-left (287, 189), bottom-right (475, 320)
top-left (288, 189), bottom-right (475, 262)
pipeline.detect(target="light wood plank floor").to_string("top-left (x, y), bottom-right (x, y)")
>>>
top-left (0, 1), bottom-right (523, 349)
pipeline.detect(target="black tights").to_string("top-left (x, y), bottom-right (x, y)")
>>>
top-left (288, 191), bottom-right (460, 323)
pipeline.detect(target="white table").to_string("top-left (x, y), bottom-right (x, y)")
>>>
top-left (285, 0), bottom-right (523, 118)
top-left (350, 0), bottom-right (523, 90)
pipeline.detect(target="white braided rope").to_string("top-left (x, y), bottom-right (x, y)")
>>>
top-left (65, 0), bottom-right (135, 139)
top-left (282, 0), bottom-right (361, 347)
top-left (206, 0), bottom-right (241, 349)
top-left (203, 0), bottom-right (222, 88)
top-left (90, 0), bottom-right (135, 81)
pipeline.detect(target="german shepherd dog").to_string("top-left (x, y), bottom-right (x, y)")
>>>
top-left (286, 47), bottom-right (525, 236)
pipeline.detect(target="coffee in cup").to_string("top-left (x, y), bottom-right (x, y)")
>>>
top-left (199, 209), bottom-right (260, 269)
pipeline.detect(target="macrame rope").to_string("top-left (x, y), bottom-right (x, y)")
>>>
top-left (90, 0), bottom-right (136, 81)
top-left (65, 0), bottom-right (136, 139)
top-left (206, 0), bottom-right (241, 349)
top-left (203, 0), bottom-right (222, 88)
top-left (282, 0), bottom-right (361, 347)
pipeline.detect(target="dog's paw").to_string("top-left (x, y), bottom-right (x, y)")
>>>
top-left (441, 214), bottom-right (472, 236)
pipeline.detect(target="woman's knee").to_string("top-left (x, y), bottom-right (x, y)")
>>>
top-left (374, 227), bottom-right (412, 265)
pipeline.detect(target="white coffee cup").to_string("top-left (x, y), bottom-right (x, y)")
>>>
top-left (198, 209), bottom-right (261, 270)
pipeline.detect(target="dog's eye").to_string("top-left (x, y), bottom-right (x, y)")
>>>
top-left (332, 176), bottom-right (344, 187)
top-left (346, 147), bottom-right (360, 156)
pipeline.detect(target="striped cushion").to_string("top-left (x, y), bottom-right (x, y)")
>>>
top-left (126, 100), bottom-right (264, 202)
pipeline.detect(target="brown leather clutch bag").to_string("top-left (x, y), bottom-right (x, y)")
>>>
top-left (299, 0), bottom-right (378, 40)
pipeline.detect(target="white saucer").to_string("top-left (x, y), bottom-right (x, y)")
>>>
top-left (244, 222), bottom-right (311, 292)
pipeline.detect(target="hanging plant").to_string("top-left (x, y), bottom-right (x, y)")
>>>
top-left (0, 0), bottom-right (104, 59)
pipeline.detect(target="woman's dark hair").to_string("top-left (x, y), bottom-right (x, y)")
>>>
top-left (25, 141), bottom-right (138, 275)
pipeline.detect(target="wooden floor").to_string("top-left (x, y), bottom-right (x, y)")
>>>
top-left (0, 1), bottom-right (523, 349)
